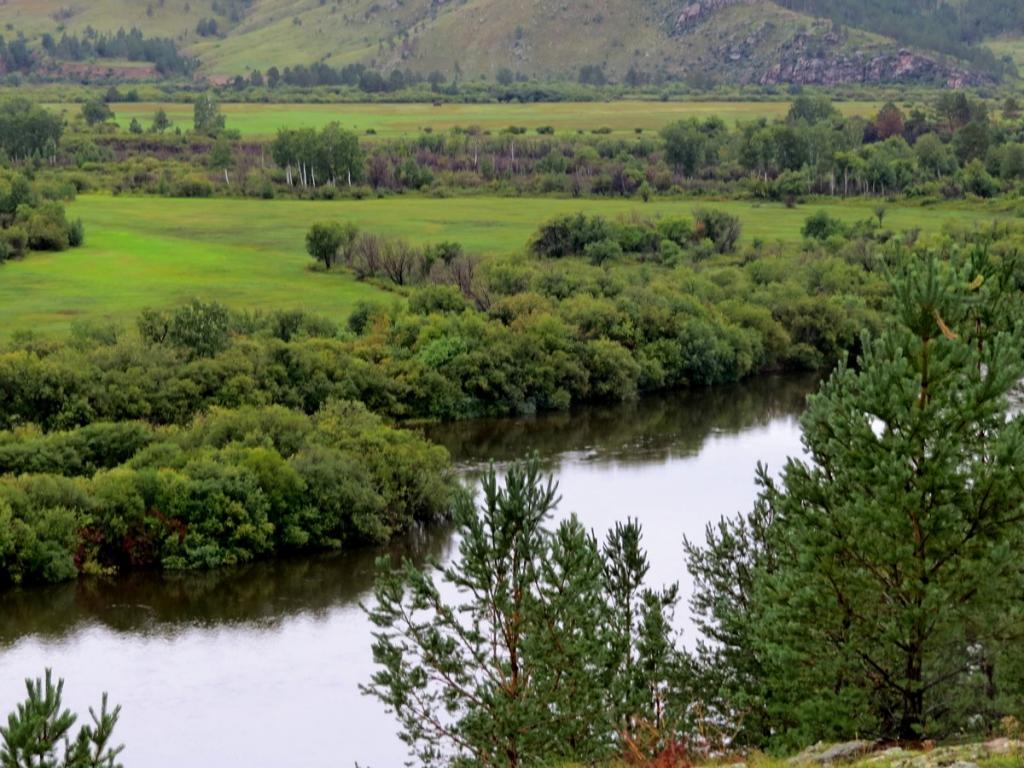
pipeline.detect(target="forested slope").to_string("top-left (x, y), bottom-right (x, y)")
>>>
top-left (0, 0), bottom-right (1019, 85)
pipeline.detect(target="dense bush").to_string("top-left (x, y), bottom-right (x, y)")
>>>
top-left (0, 211), bottom-right (895, 431)
top-left (0, 172), bottom-right (83, 257)
top-left (172, 175), bottom-right (213, 198)
top-left (531, 210), bottom-right (741, 261)
top-left (0, 401), bottom-right (454, 586)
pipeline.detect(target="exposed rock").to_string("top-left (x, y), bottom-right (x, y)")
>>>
top-left (790, 740), bottom-right (877, 765)
top-left (984, 738), bottom-right (1013, 755)
top-left (866, 740), bottom-right (1022, 768)
top-left (668, 3), bottom-right (992, 87)
top-left (673, 0), bottom-right (760, 32)
top-left (790, 740), bottom-right (1022, 768)
top-left (757, 47), bottom-right (991, 87)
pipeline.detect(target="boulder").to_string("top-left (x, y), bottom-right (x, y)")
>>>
top-left (790, 740), bottom-right (877, 765)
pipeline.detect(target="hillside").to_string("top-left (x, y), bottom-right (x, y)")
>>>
top-left (0, 0), bottom-right (1020, 85)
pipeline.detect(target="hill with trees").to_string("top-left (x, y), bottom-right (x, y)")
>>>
top-left (0, 0), bottom-right (1020, 86)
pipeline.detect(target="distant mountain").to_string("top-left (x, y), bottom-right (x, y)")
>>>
top-left (0, 0), bottom-right (1019, 86)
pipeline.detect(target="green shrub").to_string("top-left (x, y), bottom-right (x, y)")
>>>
top-left (173, 176), bottom-right (214, 198)
top-left (68, 218), bottom-right (85, 247)
top-left (583, 238), bottom-right (623, 265)
top-left (531, 213), bottom-right (613, 258)
top-left (802, 210), bottom-right (848, 241)
top-left (21, 203), bottom-right (71, 251)
top-left (409, 284), bottom-right (471, 315)
top-left (693, 208), bottom-right (742, 254)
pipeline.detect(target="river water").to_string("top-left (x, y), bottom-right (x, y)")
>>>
top-left (0, 375), bottom-right (814, 768)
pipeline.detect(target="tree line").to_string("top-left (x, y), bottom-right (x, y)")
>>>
top-left (64, 92), bottom-right (1024, 203)
top-left (366, 230), bottom-right (1024, 763)
top-left (38, 27), bottom-right (196, 76)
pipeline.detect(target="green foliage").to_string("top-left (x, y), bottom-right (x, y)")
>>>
top-left (81, 100), bottom-right (113, 127)
top-left (959, 159), bottom-right (999, 198)
top-left (68, 218), bottom-right (85, 247)
top-left (787, 94), bottom-right (840, 125)
top-left (802, 210), bottom-right (847, 241)
top-left (171, 176), bottom-right (213, 198)
top-left (688, 244), bottom-right (1024, 745)
top-left (166, 299), bottom-right (232, 358)
top-left (0, 670), bottom-right (122, 768)
top-left (193, 93), bottom-right (225, 137)
top-left (583, 237), bottom-right (623, 265)
top-left (0, 98), bottom-right (62, 162)
top-left (150, 109), bottom-right (171, 133)
top-left (0, 172), bottom-right (82, 257)
top-left (0, 206), bottom-right (887, 426)
top-left (364, 459), bottom-right (684, 767)
top-left (530, 213), bottom-right (612, 258)
top-left (19, 202), bottom-right (69, 251)
top-left (207, 137), bottom-right (233, 171)
top-left (693, 208), bottom-right (742, 254)
top-left (0, 498), bottom-right (79, 585)
top-left (0, 402), bottom-right (453, 585)
top-left (660, 117), bottom-right (726, 178)
top-left (775, 0), bottom-right (1019, 79)
top-left (408, 284), bottom-right (470, 315)
top-left (271, 123), bottom-right (364, 188)
top-left (305, 220), bottom-right (358, 269)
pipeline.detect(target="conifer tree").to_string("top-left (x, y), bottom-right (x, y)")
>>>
top-left (689, 245), bottom-right (1024, 745)
top-left (364, 459), bottom-right (683, 766)
top-left (1, 669), bottom-right (123, 768)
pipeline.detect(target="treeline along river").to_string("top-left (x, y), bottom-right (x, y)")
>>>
top-left (0, 374), bottom-right (814, 768)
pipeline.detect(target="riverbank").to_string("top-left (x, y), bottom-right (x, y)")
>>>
top-left (0, 376), bottom-right (811, 768)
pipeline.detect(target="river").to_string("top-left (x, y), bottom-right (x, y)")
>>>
top-left (0, 374), bottom-right (814, 768)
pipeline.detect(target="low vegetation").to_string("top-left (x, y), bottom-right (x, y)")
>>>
top-left (0, 399), bottom-right (452, 586)
top-left (3, 22), bottom-right (1024, 762)
top-left (367, 238), bottom-right (1024, 763)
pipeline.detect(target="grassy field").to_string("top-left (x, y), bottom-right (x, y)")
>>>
top-left (0, 194), bottom-right (1005, 336)
top-left (49, 100), bottom-right (886, 138)
top-left (986, 37), bottom-right (1024, 69)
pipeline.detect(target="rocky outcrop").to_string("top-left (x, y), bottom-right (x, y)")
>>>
top-left (669, 4), bottom-right (994, 87)
top-left (757, 44), bottom-right (992, 87)
top-left (788, 738), bottom-right (1023, 768)
top-left (673, 0), bottom-right (760, 32)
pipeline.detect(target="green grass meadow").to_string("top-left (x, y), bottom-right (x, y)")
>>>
top-left (0, 194), bottom-right (1005, 336)
top-left (986, 37), bottom-right (1024, 69)
top-left (51, 100), bottom-right (885, 138)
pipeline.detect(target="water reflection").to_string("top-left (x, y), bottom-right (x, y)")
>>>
top-left (428, 374), bottom-right (815, 468)
top-left (0, 525), bottom-right (455, 647)
top-left (0, 375), bottom-right (815, 768)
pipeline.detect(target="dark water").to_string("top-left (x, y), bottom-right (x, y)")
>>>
top-left (0, 375), bottom-right (814, 768)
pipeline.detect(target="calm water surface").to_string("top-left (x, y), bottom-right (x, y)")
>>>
top-left (0, 375), bottom-right (814, 768)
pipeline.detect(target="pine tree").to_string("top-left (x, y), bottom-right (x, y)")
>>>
top-left (363, 458), bottom-right (682, 766)
top-left (603, 520), bottom-right (685, 744)
top-left (690, 244), bottom-right (1024, 745)
top-left (1, 669), bottom-right (123, 768)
